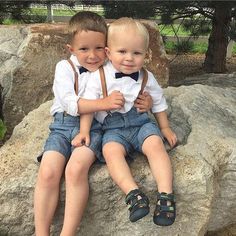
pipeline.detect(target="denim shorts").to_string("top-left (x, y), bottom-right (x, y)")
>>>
top-left (102, 107), bottom-right (163, 157)
top-left (38, 112), bottom-right (104, 162)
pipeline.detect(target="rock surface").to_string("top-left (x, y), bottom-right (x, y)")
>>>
top-left (0, 21), bottom-right (168, 134)
top-left (0, 84), bottom-right (235, 236)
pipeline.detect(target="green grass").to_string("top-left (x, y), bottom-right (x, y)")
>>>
top-left (29, 8), bottom-right (76, 16)
top-left (165, 41), bottom-right (236, 55)
top-left (2, 18), bottom-right (24, 25)
top-left (159, 24), bottom-right (192, 36)
top-left (29, 8), bottom-right (104, 16)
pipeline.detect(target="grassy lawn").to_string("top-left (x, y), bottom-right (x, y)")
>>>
top-left (159, 24), bottom-right (192, 36)
top-left (165, 41), bottom-right (236, 55)
top-left (29, 8), bottom-right (104, 16)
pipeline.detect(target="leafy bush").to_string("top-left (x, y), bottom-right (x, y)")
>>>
top-left (174, 40), bottom-right (194, 53)
top-left (164, 41), bottom-right (209, 54)
top-left (0, 119), bottom-right (7, 140)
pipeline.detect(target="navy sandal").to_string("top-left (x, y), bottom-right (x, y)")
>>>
top-left (153, 192), bottom-right (176, 226)
top-left (125, 189), bottom-right (150, 222)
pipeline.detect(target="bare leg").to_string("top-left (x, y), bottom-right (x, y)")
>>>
top-left (60, 146), bottom-right (95, 236)
top-left (103, 142), bottom-right (138, 194)
top-left (34, 151), bottom-right (66, 236)
top-left (142, 135), bottom-right (173, 193)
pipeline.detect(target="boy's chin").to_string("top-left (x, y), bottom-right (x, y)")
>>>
top-left (87, 65), bottom-right (103, 72)
top-left (89, 68), bottom-right (99, 72)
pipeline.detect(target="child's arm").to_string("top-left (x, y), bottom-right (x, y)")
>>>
top-left (71, 113), bottom-right (94, 147)
top-left (153, 111), bottom-right (177, 148)
top-left (77, 90), bottom-right (125, 114)
top-left (134, 91), bottom-right (153, 113)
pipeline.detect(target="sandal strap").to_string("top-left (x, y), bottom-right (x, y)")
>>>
top-left (155, 204), bottom-right (175, 213)
top-left (125, 189), bottom-right (143, 204)
top-left (157, 192), bottom-right (176, 203)
top-left (125, 189), bottom-right (149, 207)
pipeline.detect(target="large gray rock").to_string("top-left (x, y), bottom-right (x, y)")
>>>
top-left (0, 84), bottom-right (235, 235)
top-left (0, 21), bottom-right (168, 134)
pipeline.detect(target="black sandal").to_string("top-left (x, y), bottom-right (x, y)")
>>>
top-left (153, 192), bottom-right (176, 226)
top-left (125, 189), bottom-right (150, 222)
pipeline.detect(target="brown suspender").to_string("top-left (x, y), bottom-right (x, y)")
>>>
top-left (67, 59), bottom-right (79, 95)
top-left (139, 68), bottom-right (148, 95)
top-left (98, 66), bottom-right (148, 98)
top-left (66, 61), bottom-right (148, 99)
top-left (99, 66), bottom-right (108, 98)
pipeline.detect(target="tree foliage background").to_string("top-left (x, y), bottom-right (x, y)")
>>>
top-left (0, 0), bottom-right (235, 73)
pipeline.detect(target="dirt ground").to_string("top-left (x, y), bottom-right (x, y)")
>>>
top-left (168, 53), bottom-right (236, 86)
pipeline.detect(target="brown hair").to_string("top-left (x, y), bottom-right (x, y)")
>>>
top-left (68, 11), bottom-right (107, 43)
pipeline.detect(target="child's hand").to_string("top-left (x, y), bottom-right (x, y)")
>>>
top-left (105, 90), bottom-right (125, 110)
top-left (161, 127), bottom-right (177, 148)
top-left (134, 91), bottom-right (153, 113)
top-left (71, 133), bottom-right (90, 147)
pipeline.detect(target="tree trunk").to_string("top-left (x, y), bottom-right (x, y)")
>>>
top-left (203, 2), bottom-right (231, 73)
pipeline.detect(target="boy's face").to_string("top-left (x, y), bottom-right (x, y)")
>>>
top-left (105, 29), bottom-right (146, 74)
top-left (67, 30), bottom-right (106, 72)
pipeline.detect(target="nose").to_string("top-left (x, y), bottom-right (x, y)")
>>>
top-left (125, 53), bottom-right (133, 60)
top-left (88, 50), bottom-right (96, 59)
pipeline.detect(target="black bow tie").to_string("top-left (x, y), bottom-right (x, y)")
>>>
top-left (115, 71), bottom-right (139, 81)
top-left (78, 66), bottom-right (88, 74)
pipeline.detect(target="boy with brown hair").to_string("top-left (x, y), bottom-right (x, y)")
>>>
top-left (34, 12), bottom-right (152, 236)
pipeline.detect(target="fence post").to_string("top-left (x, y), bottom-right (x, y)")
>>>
top-left (46, 3), bottom-right (54, 23)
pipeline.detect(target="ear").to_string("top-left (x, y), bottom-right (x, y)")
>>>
top-left (66, 44), bottom-right (74, 54)
top-left (105, 47), bottom-right (111, 59)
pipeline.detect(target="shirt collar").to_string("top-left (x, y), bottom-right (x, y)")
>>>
top-left (70, 55), bottom-right (81, 67)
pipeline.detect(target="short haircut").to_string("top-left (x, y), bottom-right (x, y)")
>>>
top-left (68, 11), bottom-right (107, 43)
top-left (107, 17), bottom-right (149, 49)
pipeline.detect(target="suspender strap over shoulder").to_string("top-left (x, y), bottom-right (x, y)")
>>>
top-left (98, 66), bottom-right (148, 98)
top-left (67, 59), bottom-right (79, 95)
top-left (139, 68), bottom-right (148, 95)
top-left (99, 66), bottom-right (108, 98)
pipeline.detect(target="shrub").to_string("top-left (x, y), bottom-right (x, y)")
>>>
top-left (174, 40), bottom-right (194, 53)
top-left (0, 119), bottom-right (7, 140)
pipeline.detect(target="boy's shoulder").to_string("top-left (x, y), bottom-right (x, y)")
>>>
top-left (56, 59), bottom-right (69, 67)
top-left (56, 59), bottom-right (70, 67)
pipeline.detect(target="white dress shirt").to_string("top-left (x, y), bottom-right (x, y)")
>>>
top-left (50, 55), bottom-right (90, 116)
top-left (83, 61), bottom-right (168, 123)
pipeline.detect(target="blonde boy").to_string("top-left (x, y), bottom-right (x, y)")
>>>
top-left (74, 17), bottom-right (177, 226)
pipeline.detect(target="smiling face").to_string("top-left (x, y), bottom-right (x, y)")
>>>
top-left (67, 30), bottom-right (106, 72)
top-left (106, 22), bottom-right (148, 74)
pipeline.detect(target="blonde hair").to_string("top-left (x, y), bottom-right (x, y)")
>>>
top-left (107, 17), bottom-right (149, 49)
top-left (68, 11), bottom-right (107, 43)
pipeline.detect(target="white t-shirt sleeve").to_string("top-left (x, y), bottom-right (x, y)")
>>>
top-left (53, 60), bottom-right (80, 116)
top-left (144, 71), bottom-right (168, 113)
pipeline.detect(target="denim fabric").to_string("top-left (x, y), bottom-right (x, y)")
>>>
top-left (102, 107), bottom-right (163, 156)
top-left (103, 107), bottom-right (150, 130)
top-left (39, 112), bottom-right (103, 162)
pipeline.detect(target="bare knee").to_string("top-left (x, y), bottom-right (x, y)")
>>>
top-left (103, 142), bottom-right (126, 160)
top-left (38, 165), bottom-right (62, 188)
top-left (65, 161), bottom-right (90, 185)
top-left (142, 135), bottom-right (165, 154)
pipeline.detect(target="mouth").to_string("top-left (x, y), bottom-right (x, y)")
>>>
top-left (123, 64), bottom-right (134, 68)
top-left (87, 62), bottom-right (100, 65)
